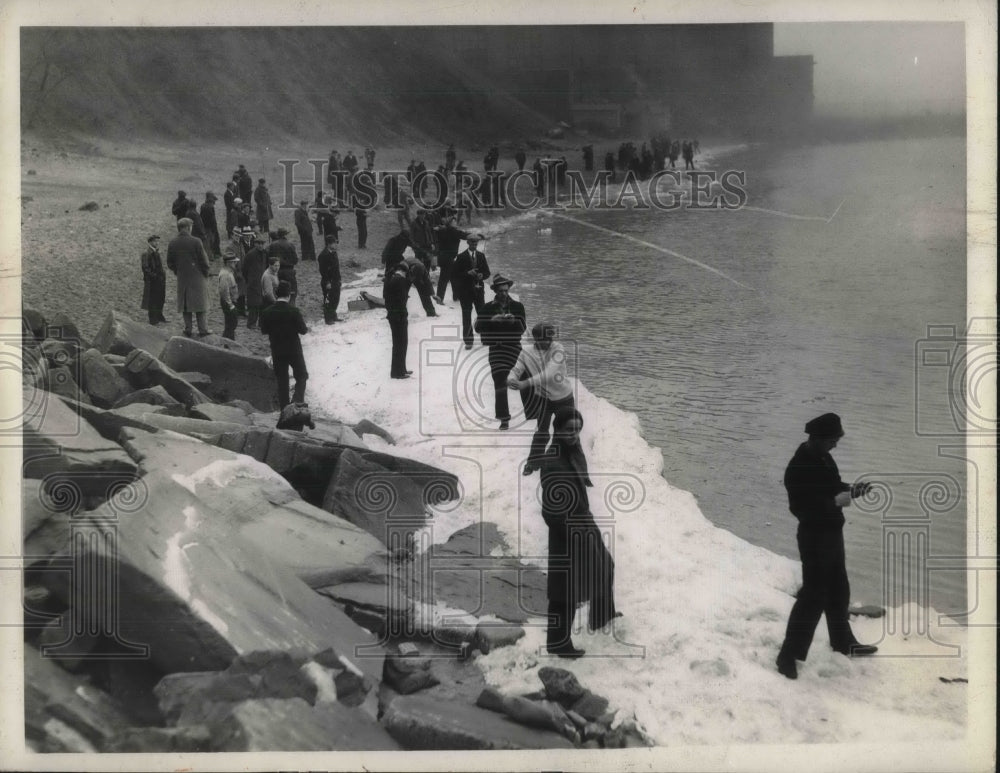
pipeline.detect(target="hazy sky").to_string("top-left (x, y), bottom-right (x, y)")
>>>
top-left (774, 22), bottom-right (966, 116)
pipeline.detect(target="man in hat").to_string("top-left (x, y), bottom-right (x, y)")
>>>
top-left (475, 275), bottom-right (526, 430)
top-left (268, 227), bottom-right (299, 305)
top-left (261, 257), bottom-right (281, 312)
top-left (237, 164), bottom-right (253, 202)
top-left (432, 214), bottom-right (469, 303)
top-left (242, 233), bottom-right (268, 329)
top-left (140, 234), bottom-right (167, 325)
top-left (452, 234), bottom-right (490, 349)
top-left (184, 199), bottom-right (208, 251)
top-left (294, 200), bottom-right (316, 261)
top-left (260, 280), bottom-right (309, 408)
top-left (318, 203), bottom-right (341, 245)
top-left (166, 217), bottom-right (212, 337)
top-left (355, 202), bottom-right (369, 249)
top-left (409, 208), bottom-right (437, 272)
top-left (224, 182), bottom-right (238, 236)
top-left (380, 229), bottom-right (411, 275)
top-left (317, 234), bottom-right (341, 324)
top-left (218, 250), bottom-right (240, 340)
top-left (775, 413), bottom-right (878, 680)
top-left (254, 178), bottom-right (274, 234)
top-left (200, 192), bottom-right (221, 256)
top-left (383, 261), bottom-right (415, 380)
top-left (171, 190), bottom-right (188, 221)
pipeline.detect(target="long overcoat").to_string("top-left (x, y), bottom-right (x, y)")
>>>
top-left (166, 232), bottom-right (210, 313)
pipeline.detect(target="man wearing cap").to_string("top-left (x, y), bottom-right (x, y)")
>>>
top-left (140, 235), bottom-right (167, 325)
top-left (200, 192), bottom-right (221, 256)
top-left (475, 275), bottom-right (526, 430)
top-left (260, 280), bottom-right (309, 408)
top-left (268, 227), bottom-right (299, 305)
top-left (294, 200), bottom-right (316, 261)
top-left (242, 234), bottom-right (268, 329)
top-left (218, 250), bottom-right (240, 340)
top-left (317, 234), bottom-right (341, 324)
top-left (171, 190), bottom-right (188, 221)
top-left (452, 234), bottom-right (491, 349)
top-left (776, 413), bottom-right (878, 680)
top-left (432, 214), bottom-right (469, 303)
top-left (254, 178), bottom-right (274, 234)
top-left (166, 217), bottom-right (212, 337)
top-left (383, 261), bottom-right (415, 380)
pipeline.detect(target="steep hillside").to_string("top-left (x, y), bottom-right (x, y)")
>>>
top-left (20, 27), bottom-right (551, 146)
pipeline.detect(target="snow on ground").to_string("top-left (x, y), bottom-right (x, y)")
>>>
top-left (301, 264), bottom-right (968, 748)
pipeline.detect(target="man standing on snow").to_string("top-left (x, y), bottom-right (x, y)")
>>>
top-left (775, 413), bottom-right (878, 680)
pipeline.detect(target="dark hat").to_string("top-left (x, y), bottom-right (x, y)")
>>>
top-left (466, 233), bottom-right (484, 242)
top-left (177, 190), bottom-right (186, 197)
top-left (553, 405), bottom-right (584, 432)
top-left (206, 191), bottom-right (217, 200)
top-left (276, 227), bottom-right (289, 237)
top-left (258, 177), bottom-right (266, 183)
top-left (223, 252), bottom-right (238, 262)
top-left (147, 234), bottom-right (160, 243)
top-left (491, 273), bottom-right (513, 290)
top-left (805, 412), bottom-right (844, 438)
top-left (276, 280), bottom-right (291, 298)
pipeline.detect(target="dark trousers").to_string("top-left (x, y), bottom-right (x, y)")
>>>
top-left (278, 266), bottom-right (298, 305)
top-left (247, 303), bottom-right (260, 328)
top-left (387, 313), bottom-right (408, 377)
top-left (459, 288), bottom-right (485, 347)
top-left (145, 278), bottom-right (166, 324)
top-left (488, 343), bottom-right (521, 420)
top-left (323, 281), bottom-right (341, 319)
top-left (779, 527), bottom-right (854, 660)
top-left (182, 311), bottom-right (209, 336)
top-left (356, 213), bottom-right (368, 248)
top-left (273, 351), bottom-right (308, 408)
top-left (436, 252), bottom-right (457, 300)
top-left (298, 229), bottom-right (316, 261)
top-left (220, 302), bottom-right (238, 340)
top-left (529, 394), bottom-right (576, 466)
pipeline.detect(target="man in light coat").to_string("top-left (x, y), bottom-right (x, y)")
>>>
top-left (166, 217), bottom-right (212, 337)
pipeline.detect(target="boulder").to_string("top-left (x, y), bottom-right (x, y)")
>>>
top-left (117, 428), bottom-right (388, 588)
top-left (112, 402), bottom-right (185, 420)
top-left (316, 581), bottom-right (411, 636)
top-left (112, 385), bottom-right (182, 410)
top-left (381, 650), bottom-right (439, 696)
top-left (79, 348), bottom-right (133, 408)
top-left (44, 365), bottom-right (90, 404)
top-left (159, 336), bottom-right (276, 410)
top-left (122, 348), bottom-right (211, 407)
top-left (570, 690), bottom-right (610, 722)
top-left (22, 478), bottom-right (73, 561)
top-left (538, 666), bottom-right (587, 706)
top-left (54, 395), bottom-right (160, 442)
top-left (189, 402), bottom-right (254, 425)
top-left (473, 622), bottom-right (525, 654)
top-left (309, 417), bottom-right (367, 447)
top-left (48, 311), bottom-right (90, 350)
top-left (93, 309), bottom-right (173, 358)
top-left (22, 387), bottom-right (138, 499)
top-left (40, 337), bottom-right (80, 365)
top-left (136, 412), bottom-right (249, 441)
top-left (224, 398), bottom-right (257, 414)
top-left (194, 697), bottom-right (401, 751)
top-left (176, 371), bottom-right (213, 389)
top-left (333, 669), bottom-right (372, 707)
top-left (49, 466), bottom-right (385, 681)
top-left (22, 304), bottom-right (46, 341)
top-left (381, 694), bottom-right (575, 750)
top-left (22, 343), bottom-right (48, 390)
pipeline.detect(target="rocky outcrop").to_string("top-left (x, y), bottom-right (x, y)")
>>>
top-left (159, 336), bottom-right (276, 410)
top-left (189, 402), bottom-right (254, 425)
top-left (44, 364), bottom-right (90, 404)
top-left (92, 309), bottom-right (173, 358)
top-left (79, 348), bottom-right (133, 408)
top-left (113, 385), bottom-right (182, 410)
top-left (122, 348), bottom-right (211, 407)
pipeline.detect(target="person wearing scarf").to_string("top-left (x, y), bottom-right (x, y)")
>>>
top-left (539, 405), bottom-right (618, 658)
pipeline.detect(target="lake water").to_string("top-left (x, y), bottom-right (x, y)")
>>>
top-left (478, 136), bottom-right (969, 616)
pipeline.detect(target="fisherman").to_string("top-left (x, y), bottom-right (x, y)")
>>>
top-left (474, 274), bottom-right (526, 430)
top-left (237, 164), bottom-right (253, 203)
top-left (380, 229), bottom-right (411, 275)
top-left (409, 208), bottom-right (437, 271)
top-left (223, 183), bottom-right (238, 237)
top-left (140, 234), bottom-right (167, 325)
top-left (261, 256), bottom-right (280, 312)
top-left (515, 147), bottom-right (527, 171)
top-left (260, 280), bottom-right (309, 408)
top-left (776, 413), bottom-right (878, 680)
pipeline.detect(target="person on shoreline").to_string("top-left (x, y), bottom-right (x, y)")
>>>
top-left (261, 256), bottom-right (280, 313)
top-left (184, 199), bottom-right (208, 252)
top-left (775, 412), bottom-right (878, 680)
top-left (381, 229), bottom-right (411, 275)
top-left (355, 202), bottom-right (368, 249)
top-left (432, 214), bottom-right (469, 303)
top-left (474, 274), bottom-right (526, 431)
top-left (166, 217), bottom-right (212, 338)
top-left (242, 233), bottom-right (268, 330)
top-left (260, 280), bottom-right (309, 408)
top-left (317, 234), bottom-right (341, 324)
top-left (218, 250), bottom-right (240, 340)
top-left (452, 234), bottom-right (490, 350)
top-left (268, 227), bottom-right (299, 305)
top-left (383, 261), bottom-right (415, 380)
top-left (224, 182), bottom-right (238, 237)
top-left (409, 208), bottom-right (436, 271)
top-left (171, 190), bottom-right (188, 221)
top-left (200, 192), bottom-right (221, 257)
top-left (237, 164), bottom-right (253, 203)
top-left (140, 234), bottom-right (167, 325)
top-left (254, 178), bottom-right (274, 235)
top-left (295, 200), bottom-right (316, 262)
top-left (507, 322), bottom-right (575, 475)
top-left (318, 202), bottom-right (342, 246)
top-left (540, 405), bottom-right (618, 658)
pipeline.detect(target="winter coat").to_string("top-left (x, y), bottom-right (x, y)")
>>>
top-left (166, 232), bottom-right (210, 313)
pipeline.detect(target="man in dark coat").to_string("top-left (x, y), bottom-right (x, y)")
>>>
top-left (166, 217), bottom-right (211, 337)
top-left (474, 274), bottom-right (526, 430)
top-left (318, 204), bottom-right (341, 245)
top-left (451, 234), bottom-right (490, 349)
top-left (432, 215), bottom-right (468, 303)
top-left (260, 280), bottom-right (308, 408)
top-left (254, 178), bottom-right (274, 234)
top-left (409, 209), bottom-right (436, 271)
top-left (401, 256), bottom-right (438, 318)
top-left (383, 262), bottom-right (414, 380)
top-left (317, 234), bottom-right (341, 324)
top-left (294, 200), bottom-right (316, 261)
top-left (171, 190), bottom-right (188, 220)
top-left (223, 183), bottom-right (238, 237)
top-left (140, 234), bottom-right (167, 324)
top-left (355, 205), bottom-right (368, 249)
top-left (237, 165), bottom-right (253, 202)
top-left (184, 200), bottom-right (208, 251)
top-left (540, 405), bottom-right (617, 657)
top-left (380, 230), bottom-right (411, 275)
top-left (776, 413), bottom-right (878, 680)
top-left (241, 233), bottom-right (268, 330)
top-left (515, 148), bottom-right (526, 171)
top-left (267, 227), bottom-right (299, 305)
top-left (200, 192), bottom-right (221, 256)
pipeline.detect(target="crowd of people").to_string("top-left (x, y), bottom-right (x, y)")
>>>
top-left (142, 139), bottom-right (878, 668)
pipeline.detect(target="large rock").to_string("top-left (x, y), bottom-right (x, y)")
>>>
top-left (309, 418), bottom-right (366, 447)
top-left (22, 304), bottom-right (46, 342)
top-left (193, 698), bottom-right (401, 751)
top-left (79, 348), bottom-right (133, 408)
top-left (189, 402), bottom-right (254, 425)
top-left (44, 364), bottom-right (90, 404)
top-left (54, 395), bottom-right (160, 442)
top-left (52, 465), bottom-right (385, 681)
top-left (48, 311), bottom-right (90, 350)
top-left (93, 309), bottom-right (173, 358)
top-left (538, 666), bottom-right (587, 706)
top-left (136, 412), bottom-right (250, 441)
top-left (122, 348), bottom-right (211, 407)
top-left (321, 448), bottom-right (460, 545)
top-left (112, 402), bottom-right (185, 421)
top-left (159, 336), bottom-right (276, 410)
top-left (112, 385), bottom-right (182, 410)
top-left (316, 581), bottom-right (412, 637)
top-left (22, 478), bottom-right (73, 560)
top-left (118, 427), bottom-right (388, 588)
top-left (40, 338), bottom-right (80, 366)
top-left (381, 694), bottom-right (575, 750)
top-left (105, 726), bottom-right (213, 753)
top-left (22, 387), bottom-right (138, 499)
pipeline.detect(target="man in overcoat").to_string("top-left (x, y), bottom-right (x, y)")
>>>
top-left (254, 178), bottom-right (274, 234)
top-left (260, 280), bottom-right (308, 408)
top-left (241, 233), bottom-right (268, 329)
top-left (474, 274), bottom-right (526, 430)
top-left (166, 218), bottom-right (211, 337)
top-left (776, 413), bottom-right (878, 679)
top-left (451, 234), bottom-right (490, 349)
top-left (200, 192), bottom-right (221, 256)
top-left (140, 234), bottom-right (167, 324)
